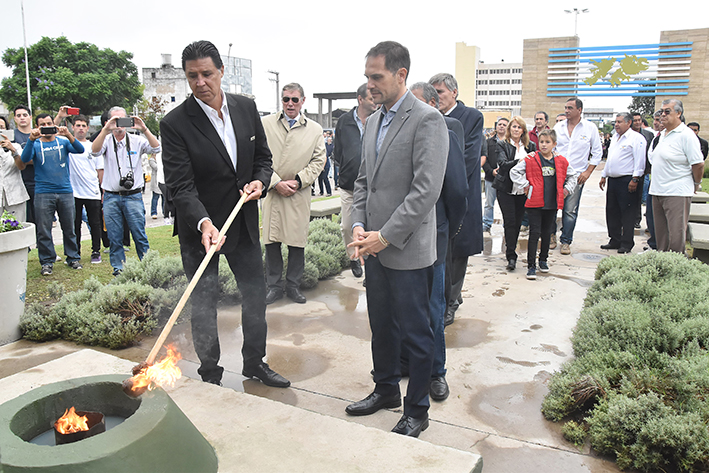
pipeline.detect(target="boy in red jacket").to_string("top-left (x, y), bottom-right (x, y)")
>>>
top-left (510, 129), bottom-right (577, 279)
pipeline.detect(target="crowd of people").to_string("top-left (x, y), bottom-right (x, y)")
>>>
top-left (0, 38), bottom-right (706, 439)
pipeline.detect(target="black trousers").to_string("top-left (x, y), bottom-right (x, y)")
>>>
top-left (74, 198), bottom-right (102, 255)
top-left (365, 256), bottom-right (434, 419)
top-left (180, 224), bottom-right (267, 382)
top-left (606, 176), bottom-right (639, 250)
top-left (527, 208), bottom-right (556, 268)
top-left (265, 243), bottom-right (304, 290)
top-left (158, 182), bottom-right (176, 219)
top-left (497, 192), bottom-right (527, 261)
top-left (444, 251), bottom-right (467, 312)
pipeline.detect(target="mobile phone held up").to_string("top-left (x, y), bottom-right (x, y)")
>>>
top-left (67, 107), bottom-right (80, 115)
top-left (40, 126), bottom-right (58, 135)
top-left (116, 117), bottom-right (134, 128)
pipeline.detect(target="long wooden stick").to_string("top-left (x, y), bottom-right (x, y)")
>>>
top-left (145, 192), bottom-right (249, 365)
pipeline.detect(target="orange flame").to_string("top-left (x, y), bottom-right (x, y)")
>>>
top-left (54, 407), bottom-right (89, 434)
top-left (129, 345), bottom-right (182, 394)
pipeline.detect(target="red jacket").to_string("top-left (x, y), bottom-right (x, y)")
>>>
top-left (524, 151), bottom-right (569, 210)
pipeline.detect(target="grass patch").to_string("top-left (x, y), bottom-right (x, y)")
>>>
top-left (26, 225), bottom-right (180, 305)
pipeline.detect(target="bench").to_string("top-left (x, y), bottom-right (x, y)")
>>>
top-left (310, 198), bottom-right (341, 220)
top-left (689, 203), bottom-right (709, 223)
top-left (692, 191), bottom-right (709, 204)
top-left (688, 222), bottom-right (709, 264)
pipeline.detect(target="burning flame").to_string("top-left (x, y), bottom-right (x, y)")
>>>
top-left (129, 345), bottom-right (182, 394)
top-left (55, 407), bottom-right (89, 434)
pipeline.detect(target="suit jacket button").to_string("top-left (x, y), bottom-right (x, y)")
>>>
top-left (372, 188), bottom-right (376, 193)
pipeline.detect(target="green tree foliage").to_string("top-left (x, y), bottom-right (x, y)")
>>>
top-left (132, 90), bottom-right (167, 137)
top-left (542, 252), bottom-right (709, 471)
top-left (628, 80), bottom-right (656, 119)
top-left (1, 36), bottom-right (142, 116)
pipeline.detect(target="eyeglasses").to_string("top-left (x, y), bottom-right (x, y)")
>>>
top-left (282, 97), bottom-right (300, 103)
top-left (660, 108), bottom-right (674, 116)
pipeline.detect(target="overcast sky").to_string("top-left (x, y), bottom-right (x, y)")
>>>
top-left (2, 0), bottom-right (706, 116)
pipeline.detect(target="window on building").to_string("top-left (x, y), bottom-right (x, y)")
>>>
top-left (171, 96), bottom-right (176, 102)
top-left (151, 72), bottom-right (156, 79)
top-left (512, 79), bottom-right (521, 84)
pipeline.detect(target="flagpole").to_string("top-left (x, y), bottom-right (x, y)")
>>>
top-left (21, 0), bottom-right (31, 111)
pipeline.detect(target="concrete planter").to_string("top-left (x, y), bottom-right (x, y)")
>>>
top-left (0, 222), bottom-right (35, 345)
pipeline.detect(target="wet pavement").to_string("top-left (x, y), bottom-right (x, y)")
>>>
top-left (10, 165), bottom-right (648, 472)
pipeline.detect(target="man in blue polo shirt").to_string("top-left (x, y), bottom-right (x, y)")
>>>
top-left (20, 113), bottom-right (84, 275)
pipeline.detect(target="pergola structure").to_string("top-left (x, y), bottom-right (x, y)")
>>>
top-left (313, 92), bottom-right (357, 129)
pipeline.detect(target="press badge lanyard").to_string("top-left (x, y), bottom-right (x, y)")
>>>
top-left (39, 139), bottom-right (62, 166)
top-left (112, 135), bottom-right (133, 178)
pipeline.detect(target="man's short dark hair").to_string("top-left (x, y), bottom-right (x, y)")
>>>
top-left (632, 112), bottom-right (642, 118)
top-left (496, 117), bottom-right (510, 125)
top-left (535, 111), bottom-right (549, 122)
top-left (688, 121), bottom-right (700, 129)
top-left (35, 113), bottom-right (52, 125)
top-left (356, 83), bottom-right (368, 100)
top-left (181, 40), bottom-right (223, 70)
top-left (73, 114), bottom-right (89, 126)
top-left (566, 97), bottom-right (583, 110)
top-left (14, 105), bottom-right (30, 115)
top-left (365, 41), bottom-right (410, 80)
top-left (642, 118), bottom-right (649, 126)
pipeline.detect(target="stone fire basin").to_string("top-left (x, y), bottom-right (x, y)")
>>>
top-left (0, 374), bottom-right (217, 473)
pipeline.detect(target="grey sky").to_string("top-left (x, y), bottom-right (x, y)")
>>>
top-left (1, 0), bottom-right (705, 116)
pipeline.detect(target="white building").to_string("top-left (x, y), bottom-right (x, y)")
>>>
top-left (475, 62), bottom-right (523, 117)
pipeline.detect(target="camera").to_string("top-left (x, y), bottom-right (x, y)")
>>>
top-left (116, 117), bottom-right (134, 128)
top-left (40, 126), bottom-right (58, 135)
top-left (119, 171), bottom-right (135, 189)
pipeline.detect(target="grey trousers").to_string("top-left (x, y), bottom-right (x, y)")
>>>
top-left (652, 195), bottom-right (691, 254)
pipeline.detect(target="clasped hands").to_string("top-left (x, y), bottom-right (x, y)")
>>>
top-left (274, 179), bottom-right (299, 197)
top-left (199, 180), bottom-right (263, 252)
top-left (348, 226), bottom-right (387, 263)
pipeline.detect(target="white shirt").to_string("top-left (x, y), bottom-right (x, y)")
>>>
top-left (649, 122), bottom-right (704, 197)
top-left (602, 129), bottom-right (646, 178)
top-left (93, 133), bottom-right (161, 192)
top-left (553, 118), bottom-right (603, 173)
top-left (194, 90), bottom-right (237, 170)
top-left (69, 139), bottom-right (104, 200)
top-left (443, 102), bottom-right (458, 116)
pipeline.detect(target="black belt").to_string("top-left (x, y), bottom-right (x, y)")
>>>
top-left (106, 188), bottom-right (142, 196)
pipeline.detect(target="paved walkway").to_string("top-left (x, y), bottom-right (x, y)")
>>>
top-left (9, 165), bottom-right (649, 472)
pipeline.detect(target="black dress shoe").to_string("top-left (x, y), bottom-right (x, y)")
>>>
top-left (285, 287), bottom-right (306, 303)
top-left (242, 362), bottom-right (291, 388)
top-left (350, 259), bottom-right (363, 278)
top-left (265, 287), bottom-right (283, 305)
top-left (506, 259), bottom-right (516, 271)
top-left (618, 247), bottom-right (631, 254)
top-left (391, 413), bottom-right (429, 437)
top-left (203, 378), bottom-right (222, 386)
top-left (444, 308), bottom-right (455, 326)
top-left (430, 376), bottom-right (450, 401)
top-left (600, 243), bottom-right (620, 250)
top-left (346, 392), bottom-right (401, 416)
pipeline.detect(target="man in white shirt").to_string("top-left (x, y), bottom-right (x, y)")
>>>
top-left (55, 109), bottom-right (104, 263)
top-left (599, 113), bottom-right (646, 253)
top-left (649, 99), bottom-right (705, 253)
top-left (552, 97), bottom-right (603, 255)
top-left (91, 106), bottom-right (161, 276)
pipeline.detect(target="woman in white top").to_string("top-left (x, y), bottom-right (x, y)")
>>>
top-left (0, 126), bottom-right (29, 222)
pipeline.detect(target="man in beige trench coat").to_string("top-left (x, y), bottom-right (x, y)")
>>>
top-left (262, 82), bottom-right (326, 304)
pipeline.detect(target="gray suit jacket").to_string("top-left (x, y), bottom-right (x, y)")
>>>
top-left (351, 91), bottom-right (448, 270)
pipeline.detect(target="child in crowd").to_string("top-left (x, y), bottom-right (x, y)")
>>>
top-left (510, 129), bottom-right (577, 280)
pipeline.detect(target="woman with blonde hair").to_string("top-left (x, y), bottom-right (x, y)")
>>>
top-left (492, 116), bottom-right (536, 270)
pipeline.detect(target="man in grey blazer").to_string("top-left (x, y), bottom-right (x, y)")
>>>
top-left (345, 41), bottom-right (448, 438)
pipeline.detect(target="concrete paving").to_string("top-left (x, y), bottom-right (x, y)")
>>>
top-left (6, 165), bottom-right (650, 472)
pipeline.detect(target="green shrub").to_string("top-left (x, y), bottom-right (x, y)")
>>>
top-left (543, 252), bottom-right (709, 471)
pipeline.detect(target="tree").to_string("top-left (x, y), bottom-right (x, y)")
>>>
top-left (628, 80), bottom-right (656, 119)
top-left (132, 88), bottom-right (167, 138)
top-left (1, 36), bottom-right (142, 116)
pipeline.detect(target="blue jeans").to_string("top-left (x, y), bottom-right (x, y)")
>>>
top-left (483, 180), bottom-right (496, 230)
top-left (151, 191), bottom-right (164, 216)
top-left (103, 192), bottom-right (150, 271)
top-left (430, 263), bottom-right (447, 378)
top-left (560, 182), bottom-right (585, 245)
top-left (34, 193), bottom-right (80, 265)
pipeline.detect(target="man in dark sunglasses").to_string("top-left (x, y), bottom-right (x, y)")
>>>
top-left (261, 83), bottom-right (326, 305)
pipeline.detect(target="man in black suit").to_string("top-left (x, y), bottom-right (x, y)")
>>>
top-left (161, 40), bottom-right (289, 388)
top-left (429, 73), bottom-right (484, 326)
top-left (688, 122), bottom-right (709, 159)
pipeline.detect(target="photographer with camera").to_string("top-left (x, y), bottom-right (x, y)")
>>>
top-left (20, 113), bottom-right (85, 276)
top-left (91, 106), bottom-right (160, 276)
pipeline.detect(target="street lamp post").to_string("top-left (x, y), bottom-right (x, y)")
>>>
top-left (267, 70), bottom-right (280, 113)
top-left (564, 8), bottom-right (589, 37)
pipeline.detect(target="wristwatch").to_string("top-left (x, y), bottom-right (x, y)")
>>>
top-left (631, 177), bottom-right (640, 183)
